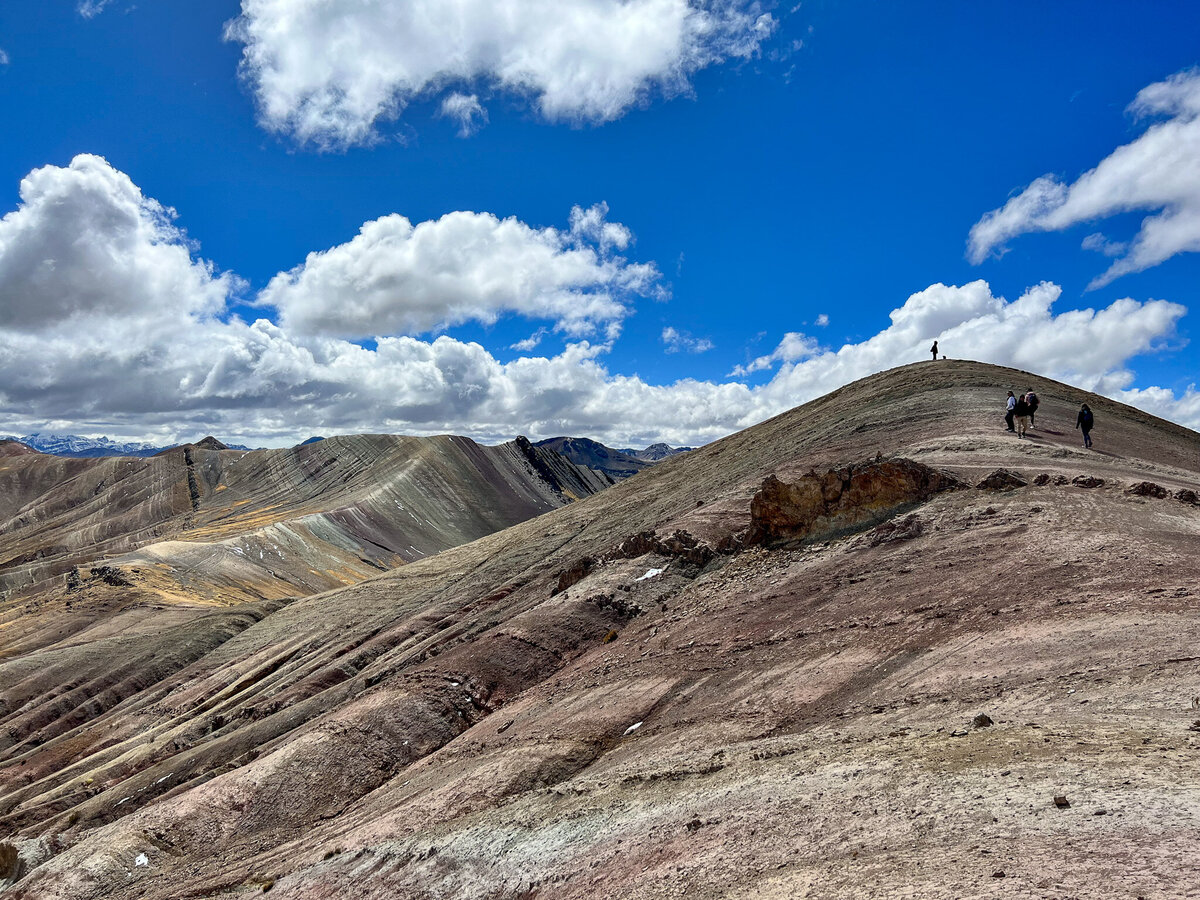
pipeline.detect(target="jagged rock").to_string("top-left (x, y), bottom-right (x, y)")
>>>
top-left (746, 459), bottom-right (961, 546)
top-left (1054, 474), bottom-right (1070, 485)
top-left (552, 556), bottom-right (596, 595)
top-left (604, 530), bottom-right (716, 566)
top-left (1127, 482), bottom-right (1168, 498)
top-left (1176, 489), bottom-right (1199, 504)
top-left (65, 567), bottom-right (82, 592)
top-left (89, 565), bottom-right (131, 587)
top-left (0, 842), bottom-right (23, 888)
top-left (1072, 476), bottom-right (1105, 488)
top-left (1033, 473), bottom-right (1051, 486)
top-left (977, 469), bottom-right (1027, 490)
top-left (972, 713), bottom-right (994, 728)
top-left (1054, 795), bottom-right (1071, 808)
top-left (870, 514), bottom-right (924, 546)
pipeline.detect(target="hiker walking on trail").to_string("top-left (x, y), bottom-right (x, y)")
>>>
top-left (1024, 389), bottom-right (1039, 427)
top-left (1076, 403), bottom-right (1094, 448)
top-left (1005, 391), bottom-right (1016, 432)
top-left (930, 340), bottom-right (939, 361)
top-left (1013, 392), bottom-right (1031, 438)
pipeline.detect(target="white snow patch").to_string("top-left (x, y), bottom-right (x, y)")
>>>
top-left (623, 721), bottom-right (643, 736)
top-left (135, 853), bottom-right (149, 867)
top-left (636, 568), bottom-right (665, 581)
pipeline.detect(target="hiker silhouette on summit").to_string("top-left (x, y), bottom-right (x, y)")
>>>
top-left (930, 340), bottom-right (939, 361)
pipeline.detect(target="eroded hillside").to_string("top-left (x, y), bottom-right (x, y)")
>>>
top-left (0, 434), bottom-right (611, 658)
top-left (3, 361), bottom-right (1199, 899)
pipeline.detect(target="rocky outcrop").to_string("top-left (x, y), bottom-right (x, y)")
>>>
top-left (603, 529), bottom-right (716, 566)
top-left (977, 468), bottom-right (1028, 490)
top-left (1128, 481), bottom-right (1170, 498)
top-left (746, 458), bottom-right (961, 546)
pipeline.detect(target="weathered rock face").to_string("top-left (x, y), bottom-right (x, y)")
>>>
top-left (746, 458), bottom-right (961, 546)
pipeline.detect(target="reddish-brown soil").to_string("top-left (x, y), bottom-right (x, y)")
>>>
top-left (2, 360), bottom-right (1199, 899)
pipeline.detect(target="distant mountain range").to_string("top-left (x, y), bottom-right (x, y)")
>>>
top-left (617, 441), bottom-right (694, 462)
top-left (1, 432), bottom-right (250, 458)
top-left (2, 431), bottom-right (689, 470)
top-left (534, 437), bottom-right (692, 479)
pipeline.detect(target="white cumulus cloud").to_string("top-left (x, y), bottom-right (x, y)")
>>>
top-left (0, 48), bottom-right (9, 66)
top-left (260, 203), bottom-right (661, 340)
top-left (0, 159), bottom-right (1194, 448)
top-left (969, 68), bottom-right (1200, 288)
top-left (0, 155), bottom-right (237, 332)
top-left (226, 0), bottom-right (776, 148)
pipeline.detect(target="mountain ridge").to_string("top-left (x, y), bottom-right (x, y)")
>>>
top-left (2, 360), bottom-right (1199, 899)
top-left (533, 435), bottom-right (649, 479)
top-left (0, 433), bottom-right (253, 458)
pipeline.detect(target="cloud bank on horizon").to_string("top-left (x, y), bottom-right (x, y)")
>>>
top-left (225, 0), bottom-right (777, 148)
top-left (970, 68), bottom-right (1200, 289)
top-left (1, 152), bottom-right (1195, 448)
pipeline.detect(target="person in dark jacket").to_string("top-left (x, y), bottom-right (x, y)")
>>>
top-left (1004, 390), bottom-right (1016, 432)
top-left (1013, 392), bottom-right (1031, 438)
top-left (1076, 403), bottom-right (1094, 448)
top-left (1024, 389), bottom-right (1039, 427)
top-left (930, 340), bottom-right (939, 361)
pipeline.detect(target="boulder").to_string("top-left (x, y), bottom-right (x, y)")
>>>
top-left (977, 469), bottom-right (1028, 490)
top-left (1127, 482), bottom-right (1169, 499)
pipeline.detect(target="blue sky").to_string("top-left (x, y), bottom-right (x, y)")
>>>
top-left (1, 1), bottom-right (1198, 447)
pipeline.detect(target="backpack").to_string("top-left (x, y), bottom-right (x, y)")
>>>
top-left (1026, 392), bottom-right (1039, 410)
top-left (1081, 409), bottom-right (1093, 428)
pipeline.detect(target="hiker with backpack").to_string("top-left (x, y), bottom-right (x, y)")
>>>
top-left (1013, 392), bottom-right (1031, 438)
top-left (1024, 389), bottom-right (1039, 427)
top-left (1004, 390), bottom-right (1016, 432)
top-left (1076, 403), bottom-right (1094, 448)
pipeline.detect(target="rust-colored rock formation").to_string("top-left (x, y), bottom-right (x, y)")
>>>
top-left (746, 458), bottom-right (962, 546)
top-left (3, 360), bottom-right (1200, 899)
